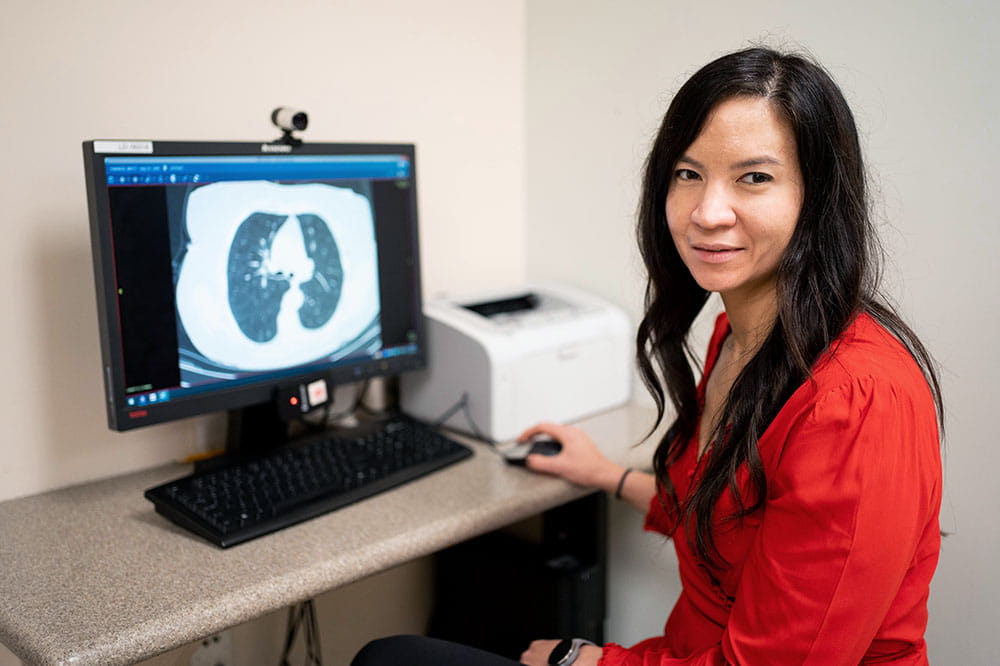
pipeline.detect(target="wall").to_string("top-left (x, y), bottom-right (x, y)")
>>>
top-left (525, 1), bottom-right (999, 663)
top-left (0, 0), bottom-right (526, 502)
top-left (0, 1), bottom-right (524, 664)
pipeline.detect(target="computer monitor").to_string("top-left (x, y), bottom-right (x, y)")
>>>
top-left (82, 139), bottom-right (426, 452)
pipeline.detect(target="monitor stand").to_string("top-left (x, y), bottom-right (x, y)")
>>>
top-left (226, 400), bottom-right (291, 457)
top-left (193, 401), bottom-right (291, 473)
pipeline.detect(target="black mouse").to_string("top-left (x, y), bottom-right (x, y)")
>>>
top-left (501, 437), bottom-right (562, 466)
top-left (527, 438), bottom-right (562, 457)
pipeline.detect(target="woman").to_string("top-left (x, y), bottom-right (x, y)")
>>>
top-left (355, 46), bottom-right (943, 666)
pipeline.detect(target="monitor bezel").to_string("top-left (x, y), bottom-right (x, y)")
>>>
top-left (82, 139), bottom-right (426, 431)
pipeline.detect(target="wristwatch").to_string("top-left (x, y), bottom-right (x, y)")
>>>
top-left (548, 637), bottom-right (597, 665)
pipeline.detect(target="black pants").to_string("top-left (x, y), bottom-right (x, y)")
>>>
top-left (352, 635), bottom-right (522, 666)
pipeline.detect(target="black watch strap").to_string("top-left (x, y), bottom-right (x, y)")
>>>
top-left (548, 637), bottom-right (597, 665)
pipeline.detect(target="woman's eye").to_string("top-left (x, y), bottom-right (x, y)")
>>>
top-left (675, 168), bottom-right (700, 181)
top-left (739, 172), bottom-right (772, 185)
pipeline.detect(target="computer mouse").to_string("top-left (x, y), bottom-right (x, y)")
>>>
top-left (527, 438), bottom-right (563, 457)
top-left (501, 437), bottom-right (562, 466)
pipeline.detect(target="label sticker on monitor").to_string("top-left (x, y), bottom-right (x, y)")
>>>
top-left (94, 140), bottom-right (153, 154)
top-left (307, 379), bottom-right (328, 407)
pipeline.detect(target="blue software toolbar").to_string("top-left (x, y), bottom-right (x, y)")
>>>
top-left (104, 154), bottom-right (411, 186)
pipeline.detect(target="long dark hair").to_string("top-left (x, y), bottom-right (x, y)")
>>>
top-left (636, 47), bottom-right (944, 567)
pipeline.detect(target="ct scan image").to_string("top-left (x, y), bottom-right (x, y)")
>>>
top-left (174, 180), bottom-right (381, 378)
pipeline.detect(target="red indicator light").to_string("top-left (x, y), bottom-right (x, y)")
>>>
top-left (128, 410), bottom-right (149, 419)
top-left (290, 396), bottom-right (299, 406)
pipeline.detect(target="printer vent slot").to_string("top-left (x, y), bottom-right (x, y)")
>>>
top-left (462, 293), bottom-right (539, 318)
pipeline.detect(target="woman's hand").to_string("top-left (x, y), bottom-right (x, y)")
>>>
top-left (517, 422), bottom-right (658, 514)
top-left (516, 422), bottom-right (623, 491)
top-left (519, 639), bottom-right (602, 666)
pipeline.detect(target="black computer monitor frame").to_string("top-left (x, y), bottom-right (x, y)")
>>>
top-left (82, 140), bottom-right (427, 446)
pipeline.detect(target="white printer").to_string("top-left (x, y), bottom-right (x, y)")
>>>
top-left (400, 282), bottom-right (632, 442)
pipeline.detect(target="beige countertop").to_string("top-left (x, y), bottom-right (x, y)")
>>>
top-left (0, 403), bottom-right (658, 666)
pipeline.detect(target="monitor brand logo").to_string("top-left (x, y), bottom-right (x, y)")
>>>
top-left (260, 143), bottom-right (293, 153)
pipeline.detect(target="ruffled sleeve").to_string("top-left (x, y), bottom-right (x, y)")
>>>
top-left (643, 491), bottom-right (678, 537)
top-left (600, 640), bottom-right (728, 665)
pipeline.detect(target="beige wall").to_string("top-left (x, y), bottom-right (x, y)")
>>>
top-left (0, 0), bottom-right (526, 503)
top-left (526, 1), bottom-right (1000, 663)
top-left (0, 2), bottom-right (524, 664)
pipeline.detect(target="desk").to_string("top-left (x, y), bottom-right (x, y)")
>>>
top-left (0, 403), bottom-right (657, 666)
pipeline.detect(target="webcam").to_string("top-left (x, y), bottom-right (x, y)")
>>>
top-left (271, 107), bottom-right (308, 132)
top-left (271, 107), bottom-right (308, 146)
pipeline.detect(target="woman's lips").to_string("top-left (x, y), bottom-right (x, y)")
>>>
top-left (691, 244), bottom-right (743, 264)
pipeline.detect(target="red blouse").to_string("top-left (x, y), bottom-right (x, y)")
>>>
top-left (600, 313), bottom-right (942, 665)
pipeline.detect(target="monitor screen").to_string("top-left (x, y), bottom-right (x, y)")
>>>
top-left (82, 140), bottom-right (425, 432)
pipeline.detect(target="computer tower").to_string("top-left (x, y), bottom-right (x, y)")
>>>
top-left (428, 492), bottom-right (607, 659)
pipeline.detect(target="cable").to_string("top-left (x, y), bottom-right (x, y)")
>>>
top-left (433, 393), bottom-right (495, 446)
top-left (330, 378), bottom-right (371, 421)
top-left (432, 394), bottom-right (466, 428)
top-left (280, 599), bottom-right (323, 666)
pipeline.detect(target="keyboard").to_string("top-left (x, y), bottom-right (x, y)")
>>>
top-left (144, 415), bottom-right (473, 548)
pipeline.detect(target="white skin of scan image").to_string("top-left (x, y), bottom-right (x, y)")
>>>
top-left (175, 181), bottom-right (381, 371)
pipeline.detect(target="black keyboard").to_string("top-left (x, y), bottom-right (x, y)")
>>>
top-left (144, 415), bottom-right (473, 548)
